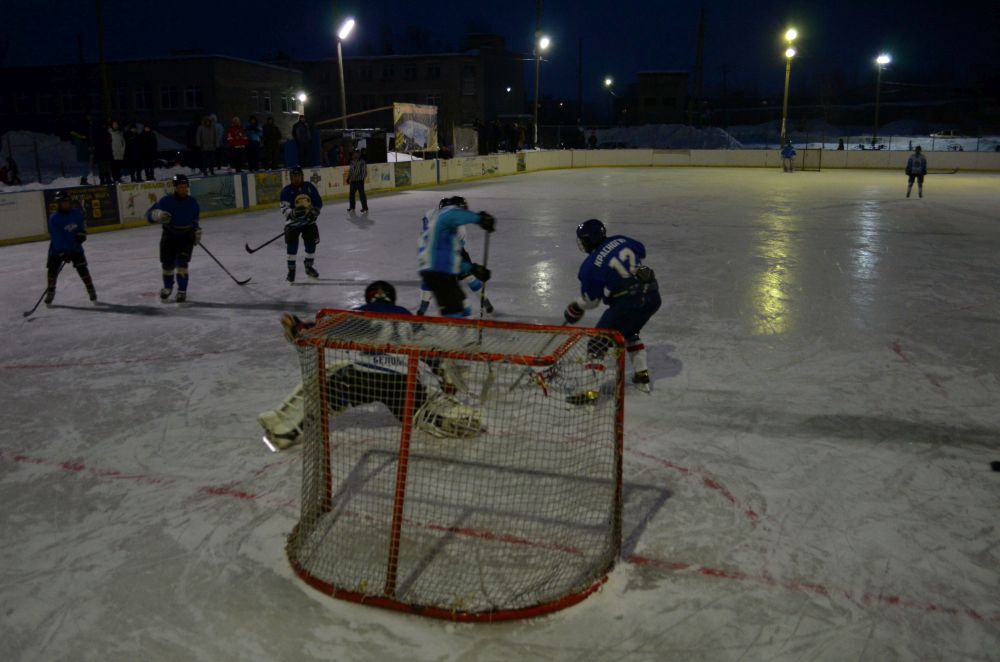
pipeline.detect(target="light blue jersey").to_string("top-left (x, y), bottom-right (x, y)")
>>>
top-left (418, 206), bottom-right (482, 275)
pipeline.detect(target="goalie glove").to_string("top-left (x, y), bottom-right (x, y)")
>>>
top-left (469, 263), bottom-right (491, 282)
top-left (564, 301), bottom-right (585, 324)
top-left (149, 209), bottom-right (171, 224)
top-left (478, 211), bottom-right (496, 233)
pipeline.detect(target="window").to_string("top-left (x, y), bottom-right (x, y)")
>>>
top-left (426, 64), bottom-right (441, 80)
top-left (60, 91), bottom-right (83, 113)
top-left (134, 86), bottom-right (152, 111)
top-left (184, 85), bottom-right (203, 109)
top-left (250, 90), bottom-right (259, 110)
top-left (462, 64), bottom-right (476, 76)
top-left (160, 85), bottom-right (179, 109)
top-left (426, 94), bottom-right (440, 107)
top-left (381, 64), bottom-right (395, 80)
top-left (262, 92), bottom-right (271, 112)
top-left (361, 66), bottom-right (373, 81)
top-left (281, 95), bottom-right (291, 113)
top-left (38, 92), bottom-right (56, 113)
top-left (112, 87), bottom-right (129, 111)
top-left (403, 66), bottom-right (417, 81)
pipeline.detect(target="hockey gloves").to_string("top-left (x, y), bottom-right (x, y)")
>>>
top-left (564, 301), bottom-right (585, 324)
top-left (76, 232), bottom-right (87, 244)
top-left (469, 264), bottom-right (491, 282)
top-left (150, 209), bottom-right (172, 224)
top-left (478, 211), bottom-right (496, 233)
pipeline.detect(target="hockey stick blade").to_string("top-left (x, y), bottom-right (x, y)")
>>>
top-left (245, 231), bottom-right (284, 254)
top-left (23, 262), bottom-right (64, 317)
top-left (198, 241), bottom-right (252, 285)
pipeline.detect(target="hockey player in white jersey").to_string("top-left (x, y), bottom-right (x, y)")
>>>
top-left (417, 225), bottom-right (494, 315)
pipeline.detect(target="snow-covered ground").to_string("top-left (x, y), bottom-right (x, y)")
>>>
top-left (2, 168), bottom-right (999, 661)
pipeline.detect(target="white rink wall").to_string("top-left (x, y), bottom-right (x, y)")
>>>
top-left (2, 148), bottom-right (999, 244)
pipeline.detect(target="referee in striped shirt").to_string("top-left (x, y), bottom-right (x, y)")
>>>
top-left (348, 150), bottom-right (368, 213)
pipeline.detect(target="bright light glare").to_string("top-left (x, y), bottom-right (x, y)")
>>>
top-left (604, 77), bottom-right (613, 87)
top-left (506, 86), bottom-right (512, 92)
top-left (785, 28), bottom-right (798, 41)
top-left (338, 18), bottom-right (355, 40)
top-left (876, 53), bottom-right (891, 65)
top-left (297, 92), bottom-right (308, 102)
top-left (785, 47), bottom-right (796, 59)
top-left (539, 35), bottom-right (551, 50)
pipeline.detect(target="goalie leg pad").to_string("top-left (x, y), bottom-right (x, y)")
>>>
top-left (414, 391), bottom-right (483, 438)
top-left (258, 383), bottom-right (306, 443)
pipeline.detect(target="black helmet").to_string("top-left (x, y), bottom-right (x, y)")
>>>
top-left (53, 190), bottom-right (71, 202)
top-left (439, 196), bottom-right (468, 210)
top-left (290, 166), bottom-right (304, 177)
top-left (576, 219), bottom-right (607, 253)
top-left (364, 280), bottom-right (397, 305)
top-left (172, 173), bottom-right (189, 186)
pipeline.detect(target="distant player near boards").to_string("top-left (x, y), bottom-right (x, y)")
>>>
top-left (146, 174), bottom-right (200, 303)
top-left (44, 191), bottom-right (98, 306)
top-left (280, 166), bottom-right (323, 282)
top-left (780, 141), bottom-right (797, 172)
top-left (417, 196), bottom-right (495, 317)
top-left (906, 146), bottom-right (928, 198)
top-left (257, 280), bottom-right (481, 450)
top-left (564, 219), bottom-right (661, 395)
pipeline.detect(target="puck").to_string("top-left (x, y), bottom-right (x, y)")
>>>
top-left (992, 461), bottom-right (1000, 472)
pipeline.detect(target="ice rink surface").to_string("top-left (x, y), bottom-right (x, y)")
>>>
top-left (2, 167), bottom-right (999, 661)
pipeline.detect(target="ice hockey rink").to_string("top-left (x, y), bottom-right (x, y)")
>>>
top-left (2, 166), bottom-right (999, 661)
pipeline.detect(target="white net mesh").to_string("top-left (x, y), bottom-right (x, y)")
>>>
top-left (286, 310), bottom-right (625, 620)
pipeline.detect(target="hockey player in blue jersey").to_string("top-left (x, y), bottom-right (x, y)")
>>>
top-left (280, 166), bottom-right (323, 283)
top-left (416, 225), bottom-right (494, 315)
top-left (260, 280), bottom-right (480, 449)
top-left (44, 191), bottom-right (98, 305)
top-left (417, 196), bottom-right (495, 317)
top-left (564, 218), bottom-right (661, 391)
top-left (146, 173), bottom-right (201, 303)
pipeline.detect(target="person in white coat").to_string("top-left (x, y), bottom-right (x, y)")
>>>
top-left (109, 120), bottom-right (126, 182)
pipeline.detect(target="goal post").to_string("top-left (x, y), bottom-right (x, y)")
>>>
top-left (286, 309), bottom-right (625, 621)
top-left (799, 148), bottom-right (822, 171)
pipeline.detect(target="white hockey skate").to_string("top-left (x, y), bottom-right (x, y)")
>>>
top-left (258, 384), bottom-right (305, 451)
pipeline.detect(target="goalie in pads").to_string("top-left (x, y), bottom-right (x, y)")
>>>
top-left (258, 281), bottom-right (483, 450)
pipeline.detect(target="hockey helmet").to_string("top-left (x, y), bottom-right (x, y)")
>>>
top-left (53, 190), bottom-right (71, 203)
top-left (172, 173), bottom-right (189, 186)
top-left (439, 196), bottom-right (468, 210)
top-left (576, 219), bottom-right (607, 253)
top-left (290, 166), bottom-right (304, 179)
top-left (364, 280), bottom-right (397, 305)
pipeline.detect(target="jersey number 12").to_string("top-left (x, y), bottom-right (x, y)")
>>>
top-left (608, 247), bottom-right (638, 278)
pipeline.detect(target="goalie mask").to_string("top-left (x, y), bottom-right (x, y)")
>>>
top-left (364, 280), bottom-right (397, 305)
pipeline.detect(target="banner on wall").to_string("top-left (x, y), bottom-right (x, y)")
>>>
top-left (393, 103), bottom-right (438, 153)
top-left (190, 176), bottom-right (237, 214)
top-left (118, 180), bottom-right (173, 223)
top-left (516, 152), bottom-right (526, 172)
top-left (44, 186), bottom-right (120, 227)
top-left (394, 162), bottom-right (412, 187)
top-left (460, 155), bottom-right (499, 179)
top-left (254, 172), bottom-right (284, 205)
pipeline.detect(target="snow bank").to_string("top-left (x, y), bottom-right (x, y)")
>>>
top-left (594, 125), bottom-right (741, 150)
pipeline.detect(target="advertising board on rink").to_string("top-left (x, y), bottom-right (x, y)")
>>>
top-left (43, 185), bottom-right (120, 227)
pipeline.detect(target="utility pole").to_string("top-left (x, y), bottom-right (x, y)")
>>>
top-left (533, 0), bottom-right (543, 147)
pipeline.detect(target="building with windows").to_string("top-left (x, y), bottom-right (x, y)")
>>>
top-left (0, 55), bottom-right (304, 144)
top-left (293, 34), bottom-right (525, 143)
top-left (635, 71), bottom-right (689, 124)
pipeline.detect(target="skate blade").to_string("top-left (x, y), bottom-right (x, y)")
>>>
top-left (260, 433), bottom-right (298, 452)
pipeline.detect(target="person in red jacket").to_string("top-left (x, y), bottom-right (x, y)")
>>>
top-left (226, 116), bottom-right (248, 172)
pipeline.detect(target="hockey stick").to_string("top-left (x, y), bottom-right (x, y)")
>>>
top-left (245, 231), bottom-right (284, 254)
top-left (23, 262), bottom-right (65, 318)
top-left (477, 232), bottom-right (494, 400)
top-left (508, 321), bottom-right (570, 392)
top-left (198, 241), bottom-right (252, 285)
top-left (928, 168), bottom-right (959, 175)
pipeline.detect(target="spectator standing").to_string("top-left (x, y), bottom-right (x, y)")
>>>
top-left (139, 124), bottom-right (158, 181)
top-left (124, 124), bottom-right (142, 182)
top-left (196, 115), bottom-right (218, 176)
top-left (262, 117), bottom-right (281, 169)
top-left (837, 138), bottom-right (845, 151)
top-left (109, 120), bottom-right (126, 182)
top-left (293, 116), bottom-right (311, 167)
top-left (186, 114), bottom-right (202, 173)
top-left (226, 117), bottom-right (248, 172)
top-left (347, 150), bottom-right (368, 213)
top-left (211, 114), bottom-right (224, 166)
top-left (245, 115), bottom-right (262, 171)
top-left (94, 120), bottom-right (113, 185)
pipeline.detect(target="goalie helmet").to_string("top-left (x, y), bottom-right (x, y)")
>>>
top-left (364, 280), bottom-right (397, 305)
top-left (439, 196), bottom-right (468, 210)
top-left (576, 218), bottom-right (607, 253)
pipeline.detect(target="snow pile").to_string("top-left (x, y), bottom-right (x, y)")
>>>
top-left (595, 124), bottom-right (742, 150)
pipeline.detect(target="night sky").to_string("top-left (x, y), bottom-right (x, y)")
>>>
top-left (4, 0), bottom-right (995, 102)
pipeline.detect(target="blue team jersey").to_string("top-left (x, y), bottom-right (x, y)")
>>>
top-left (418, 206), bottom-right (482, 275)
top-left (280, 182), bottom-right (323, 227)
top-left (578, 235), bottom-right (648, 304)
top-left (146, 194), bottom-right (200, 232)
top-left (356, 301), bottom-right (411, 315)
top-left (48, 209), bottom-right (86, 255)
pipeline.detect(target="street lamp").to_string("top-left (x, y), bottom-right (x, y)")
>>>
top-left (604, 77), bottom-right (616, 124)
top-left (336, 18), bottom-right (356, 130)
top-left (297, 92), bottom-right (308, 103)
top-left (533, 33), bottom-right (551, 148)
top-left (874, 53), bottom-right (891, 145)
top-left (779, 28), bottom-right (797, 145)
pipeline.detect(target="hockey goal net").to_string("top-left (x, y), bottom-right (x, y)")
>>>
top-left (798, 148), bottom-right (822, 171)
top-left (286, 309), bottom-right (625, 621)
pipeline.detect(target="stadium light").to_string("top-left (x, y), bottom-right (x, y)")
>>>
top-left (335, 18), bottom-right (356, 129)
top-left (533, 34), bottom-right (553, 147)
top-left (873, 52), bottom-right (892, 145)
top-left (338, 18), bottom-right (355, 41)
top-left (506, 86), bottom-right (512, 93)
top-left (604, 77), bottom-right (613, 87)
top-left (779, 29), bottom-right (797, 145)
top-left (297, 91), bottom-right (308, 103)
